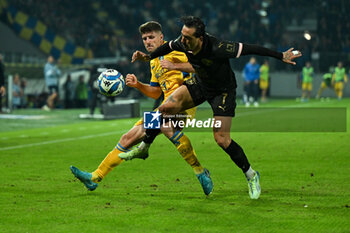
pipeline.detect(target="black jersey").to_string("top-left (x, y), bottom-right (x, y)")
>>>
top-left (152, 33), bottom-right (240, 95)
top-left (149, 33), bottom-right (283, 96)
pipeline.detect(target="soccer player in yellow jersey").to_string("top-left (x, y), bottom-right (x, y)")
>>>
top-left (316, 66), bottom-right (334, 99)
top-left (301, 61), bottom-right (314, 102)
top-left (70, 21), bottom-right (213, 195)
top-left (332, 61), bottom-right (348, 100)
top-left (259, 60), bottom-right (269, 102)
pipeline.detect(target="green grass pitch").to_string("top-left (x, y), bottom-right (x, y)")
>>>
top-left (1, 99), bottom-right (349, 232)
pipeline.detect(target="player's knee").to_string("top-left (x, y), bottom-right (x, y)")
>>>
top-left (214, 134), bottom-right (230, 148)
top-left (159, 104), bottom-right (177, 114)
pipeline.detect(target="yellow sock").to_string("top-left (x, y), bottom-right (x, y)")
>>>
top-left (91, 143), bottom-right (127, 182)
top-left (170, 131), bottom-right (204, 175)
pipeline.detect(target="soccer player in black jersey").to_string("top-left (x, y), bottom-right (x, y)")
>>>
top-left (121, 16), bottom-right (302, 199)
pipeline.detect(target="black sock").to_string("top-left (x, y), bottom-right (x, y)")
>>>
top-left (223, 139), bottom-right (250, 173)
top-left (144, 128), bottom-right (161, 144)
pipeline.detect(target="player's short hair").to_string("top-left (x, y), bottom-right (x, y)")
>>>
top-left (180, 16), bottom-right (205, 38)
top-left (139, 21), bottom-right (162, 34)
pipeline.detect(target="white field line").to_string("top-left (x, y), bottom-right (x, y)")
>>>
top-left (0, 130), bottom-right (125, 151)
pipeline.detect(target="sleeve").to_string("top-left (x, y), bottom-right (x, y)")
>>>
top-left (240, 43), bottom-right (283, 60)
top-left (150, 81), bottom-right (160, 87)
top-left (213, 40), bottom-right (242, 58)
top-left (150, 35), bottom-right (186, 59)
top-left (214, 41), bottom-right (283, 60)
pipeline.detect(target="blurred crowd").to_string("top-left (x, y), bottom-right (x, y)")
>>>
top-left (7, 0), bottom-right (349, 70)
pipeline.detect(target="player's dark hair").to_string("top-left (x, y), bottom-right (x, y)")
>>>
top-left (139, 21), bottom-right (162, 34)
top-left (180, 16), bottom-right (205, 38)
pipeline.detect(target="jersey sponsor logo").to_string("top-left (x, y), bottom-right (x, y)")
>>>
top-left (218, 106), bottom-right (226, 111)
top-left (226, 43), bottom-right (235, 53)
top-left (155, 68), bottom-right (168, 79)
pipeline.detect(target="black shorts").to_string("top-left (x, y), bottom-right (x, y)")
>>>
top-left (184, 77), bottom-right (237, 117)
top-left (48, 85), bottom-right (58, 95)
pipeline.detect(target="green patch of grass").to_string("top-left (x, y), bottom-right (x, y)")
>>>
top-left (0, 99), bottom-right (349, 232)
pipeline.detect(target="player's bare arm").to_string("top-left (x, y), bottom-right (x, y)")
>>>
top-left (131, 50), bottom-right (151, 63)
top-left (126, 74), bottom-right (161, 99)
top-left (160, 60), bottom-right (195, 73)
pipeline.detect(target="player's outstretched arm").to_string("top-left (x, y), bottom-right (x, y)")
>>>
top-left (126, 74), bottom-right (162, 99)
top-left (159, 60), bottom-right (195, 73)
top-left (131, 51), bottom-right (151, 63)
top-left (131, 42), bottom-right (174, 64)
top-left (239, 44), bottom-right (301, 65)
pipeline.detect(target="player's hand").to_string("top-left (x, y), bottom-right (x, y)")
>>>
top-left (282, 48), bottom-right (302, 65)
top-left (125, 74), bottom-right (138, 88)
top-left (131, 51), bottom-right (151, 63)
top-left (160, 59), bottom-right (175, 70)
top-left (0, 86), bottom-right (5, 96)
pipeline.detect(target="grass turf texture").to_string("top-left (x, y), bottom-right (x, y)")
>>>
top-left (1, 99), bottom-right (349, 232)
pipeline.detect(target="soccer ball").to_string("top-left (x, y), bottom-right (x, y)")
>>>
top-left (97, 69), bottom-right (125, 96)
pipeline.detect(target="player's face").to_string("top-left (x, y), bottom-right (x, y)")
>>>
top-left (181, 26), bottom-right (202, 53)
top-left (142, 31), bottom-right (163, 53)
top-left (48, 56), bottom-right (54, 63)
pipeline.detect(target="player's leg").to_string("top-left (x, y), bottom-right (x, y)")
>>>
top-left (334, 83), bottom-right (339, 98)
top-left (47, 86), bottom-right (58, 109)
top-left (213, 116), bottom-right (260, 199)
top-left (245, 81), bottom-right (252, 107)
top-left (91, 124), bottom-right (145, 181)
top-left (260, 80), bottom-right (267, 102)
top-left (301, 83), bottom-right (306, 100)
top-left (209, 90), bottom-right (260, 199)
top-left (316, 82), bottom-right (326, 99)
top-left (336, 82), bottom-right (344, 100)
top-left (253, 80), bottom-right (259, 107)
top-left (70, 123), bottom-right (145, 190)
top-left (143, 84), bottom-right (195, 145)
top-left (307, 83), bottom-right (312, 99)
top-left (160, 125), bottom-right (213, 195)
top-left (121, 84), bottom-right (201, 159)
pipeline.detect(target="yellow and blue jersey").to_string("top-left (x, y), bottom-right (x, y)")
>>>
top-left (149, 50), bottom-right (190, 100)
top-left (134, 50), bottom-right (195, 127)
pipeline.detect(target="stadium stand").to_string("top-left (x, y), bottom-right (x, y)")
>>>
top-left (1, 0), bottom-right (349, 69)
